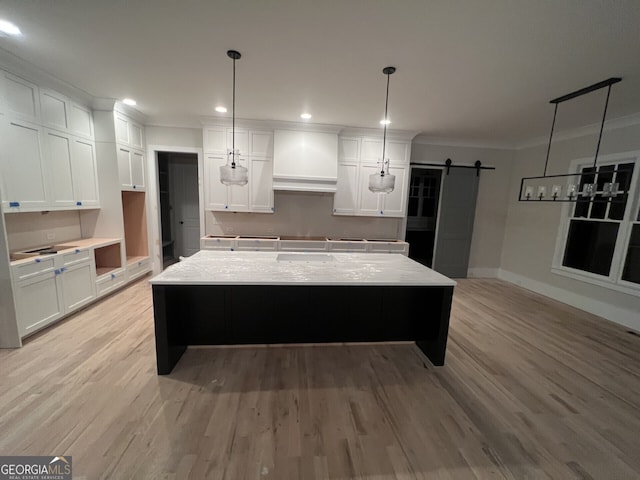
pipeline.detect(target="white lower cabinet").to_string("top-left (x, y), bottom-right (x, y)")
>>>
top-left (127, 257), bottom-right (150, 282)
top-left (14, 270), bottom-right (64, 337)
top-left (60, 261), bottom-right (96, 312)
top-left (96, 269), bottom-right (126, 297)
top-left (12, 250), bottom-right (96, 338)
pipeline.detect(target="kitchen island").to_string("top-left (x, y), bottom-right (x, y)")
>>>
top-left (150, 250), bottom-right (456, 374)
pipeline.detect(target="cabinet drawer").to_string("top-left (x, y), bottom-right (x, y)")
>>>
top-left (236, 237), bottom-right (279, 251)
top-left (96, 269), bottom-right (126, 297)
top-left (279, 240), bottom-right (328, 252)
top-left (61, 248), bottom-right (91, 266)
top-left (201, 235), bottom-right (237, 250)
top-left (12, 256), bottom-right (56, 281)
top-left (327, 240), bottom-right (368, 252)
top-left (127, 257), bottom-right (150, 281)
top-left (366, 241), bottom-right (409, 255)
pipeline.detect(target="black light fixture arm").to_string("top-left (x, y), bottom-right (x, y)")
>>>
top-left (380, 66), bottom-right (395, 176)
top-left (540, 76), bottom-right (621, 177)
top-left (227, 49), bottom-right (241, 168)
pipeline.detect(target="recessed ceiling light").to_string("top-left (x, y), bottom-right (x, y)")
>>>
top-left (122, 98), bottom-right (137, 106)
top-left (215, 105), bottom-right (227, 113)
top-left (300, 113), bottom-right (312, 120)
top-left (0, 19), bottom-right (21, 36)
top-left (380, 119), bottom-right (391, 125)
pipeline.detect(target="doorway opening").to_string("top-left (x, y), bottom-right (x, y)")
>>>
top-left (405, 167), bottom-right (442, 267)
top-left (157, 152), bottom-right (200, 268)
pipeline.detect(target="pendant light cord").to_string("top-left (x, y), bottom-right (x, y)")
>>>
top-left (231, 55), bottom-right (236, 168)
top-left (593, 84), bottom-right (612, 168)
top-left (543, 103), bottom-right (558, 177)
top-left (381, 70), bottom-right (391, 176)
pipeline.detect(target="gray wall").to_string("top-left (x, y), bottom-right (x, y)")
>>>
top-left (410, 143), bottom-right (515, 275)
top-left (146, 126), bottom-right (203, 148)
top-left (501, 123), bottom-right (640, 330)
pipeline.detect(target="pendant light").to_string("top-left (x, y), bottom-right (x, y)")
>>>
top-left (519, 77), bottom-right (627, 202)
top-left (369, 66), bottom-right (396, 193)
top-left (220, 49), bottom-right (248, 186)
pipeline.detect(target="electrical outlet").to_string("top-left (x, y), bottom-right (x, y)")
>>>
top-left (46, 232), bottom-right (56, 241)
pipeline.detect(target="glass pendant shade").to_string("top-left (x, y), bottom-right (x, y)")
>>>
top-left (220, 150), bottom-right (248, 186)
top-left (369, 162), bottom-right (396, 193)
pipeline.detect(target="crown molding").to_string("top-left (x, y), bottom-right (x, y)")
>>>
top-left (412, 134), bottom-right (516, 150)
top-left (339, 127), bottom-right (419, 142)
top-left (0, 47), bottom-right (93, 106)
top-left (515, 112), bottom-right (640, 150)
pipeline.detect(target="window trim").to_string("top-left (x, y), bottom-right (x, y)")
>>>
top-left (551, 151), bottom-right (640, 297)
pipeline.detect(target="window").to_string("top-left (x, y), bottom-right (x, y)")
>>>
top-left (553, 153), bottom-right (640, 295)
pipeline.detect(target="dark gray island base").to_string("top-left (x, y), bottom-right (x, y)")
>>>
top-left (150, 251), bottom-right (456, 375)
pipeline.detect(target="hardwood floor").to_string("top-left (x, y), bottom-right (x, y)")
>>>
top-left (1, 278), bottom-right (639, 479)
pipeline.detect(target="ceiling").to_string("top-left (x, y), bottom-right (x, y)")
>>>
top-left (1, 0), bottom-right (640, 146)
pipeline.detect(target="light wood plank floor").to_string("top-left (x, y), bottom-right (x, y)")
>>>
top-left (1, 278), bottom-right (639, 479)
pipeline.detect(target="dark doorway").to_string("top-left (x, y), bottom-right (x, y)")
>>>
top-left (405, 168), bottom-right (442, 267)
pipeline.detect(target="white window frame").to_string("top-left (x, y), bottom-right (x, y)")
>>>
top-left (552, 151), bottom-right (640, 297)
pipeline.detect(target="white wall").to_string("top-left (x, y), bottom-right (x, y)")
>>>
top-left (206, 191), bottom-right (403, 239)
top-left (5, 211), bottom-right (82, 251)
top-left (145, 126), bottom-right (203, 148)
top-left (501, 123), bottom-right (640, 330)
top-left (410, 143), bottom-right (515, 275)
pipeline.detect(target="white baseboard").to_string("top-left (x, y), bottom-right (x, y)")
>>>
top-left (497, 269), bottom-right (640, 332)
top-left (468, 268), bottom-right (500, 278)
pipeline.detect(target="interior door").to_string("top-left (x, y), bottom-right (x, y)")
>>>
top-left (171, 159), bottom-right (200, 258)
top-left (433, 168), bottom-right (480, 278)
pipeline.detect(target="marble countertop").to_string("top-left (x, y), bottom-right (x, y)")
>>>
top-left (150, 250), bottom-right (456, 286)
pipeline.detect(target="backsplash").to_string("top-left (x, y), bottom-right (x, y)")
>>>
top-left (205, 191), bottom-right (403, 239)
top-left (5, 211), bottom-right (82, 252)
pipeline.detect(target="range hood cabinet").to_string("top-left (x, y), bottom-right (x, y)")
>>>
top-left (273, 130), bottom-right (338, 193)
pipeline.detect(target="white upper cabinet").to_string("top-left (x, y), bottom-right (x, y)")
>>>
top-left (68, 103), bottom-right (94, 138)
top-left (333, 134), bottom-right (411, 218)
top-left (0, 117), bottom-right (48, 211)
top-left (70, 138), bottom-right (100, 207)
top-left (202, 125), bottom-right (274, 213)
top-left (0, 71), bottom-right (40, 123)
top-left (115, 113), bottom-right (144, 150)
top-left (40, 88), bottom-right (69, 131)
top-left (117, 146), bottom-right (146, 191)
top-left (45, 130), bottom-right (75, 208)
top-left (0, 68), bottom-right (98, 212)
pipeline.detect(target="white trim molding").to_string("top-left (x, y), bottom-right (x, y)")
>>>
top-left (468, 268), bottom-right (500, 278)
top-left (498, 269), bottom-right (640, 332)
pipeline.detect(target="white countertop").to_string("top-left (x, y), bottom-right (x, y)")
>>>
top-left (150, 250), bottom-right (456, 287)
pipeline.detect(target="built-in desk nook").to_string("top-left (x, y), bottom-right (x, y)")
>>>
top-left (150, 250), bottom-right (456, 374)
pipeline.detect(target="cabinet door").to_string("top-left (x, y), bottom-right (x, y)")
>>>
top-left (60, 262), bottom-right (96, 312)
top-left (45, 129), bottom-right (75, 208)
top-left (250, 131), bottom-right (274, 156)
top-left (333, 162), bottom-right (359, 215)
top-left (249, 156), bottom-right (274, 213)
top-left (14, 272), bottom-right (63, 337)
top-left (71, 138), bottom-right (100, 206)
top-left (68, 103), bottom-right (94, 138)
top-left (1, 71), bottom-right (40, 122)
top-left (226, 128), bottom-right (249, 155)
top-left (203, 126), bottom-right (226, 153)
top-left (228, 157), bottom-right (250, 211)
top-left (129, 122), bottom-right (144, 149)
top-left (117, 146), bottom-right (133, 188)
top-left (380, 164), bottom-right (408, 217)
top-left (115, 114), bottom-right (129, 144)
top-left (338, 137), bottom-right (360, 162)
top-left (204, 154), bottom-right (228, 210)
top-left (361, 138), bottom-right (409, 165)
top-left (357, 164), bottom-right (383, 215)
top-left (0, 118), bottom-right (48, 210)
top-left (40, 88), bottom-right (69, 131)
top-left (130, 150), bottom-right (145, 190)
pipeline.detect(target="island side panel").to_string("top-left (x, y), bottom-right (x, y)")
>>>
top-left (152, 285), bottom-right (187, 375)
top-left (415, 286), bottom-right (454, 366)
